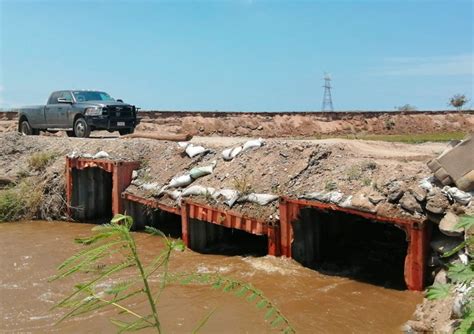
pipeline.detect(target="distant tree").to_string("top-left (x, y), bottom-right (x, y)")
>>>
top-left (395, 104), bottom-right (417, 112)
top-left (449, 94), bottom-right (469, 111)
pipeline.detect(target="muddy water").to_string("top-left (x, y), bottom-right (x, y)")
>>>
top-left (0, 221), bottom-right (421, 333)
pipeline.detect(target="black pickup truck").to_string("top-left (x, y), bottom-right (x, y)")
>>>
top-left (17, 90), bottom-right (139, 138)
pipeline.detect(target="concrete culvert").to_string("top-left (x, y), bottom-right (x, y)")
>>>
top-left (292, 208), bottom-right (409, 289)
top-left (71, 167), bottom-right (112, 224)
top-left (188, 219), bottom-right (268, 257)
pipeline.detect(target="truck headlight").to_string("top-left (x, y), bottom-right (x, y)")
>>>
top-left (85, 107), bottom-right (102, 116)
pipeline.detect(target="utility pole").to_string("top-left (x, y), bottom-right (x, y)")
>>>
top-left (321, 73), bottom-right (334, 112)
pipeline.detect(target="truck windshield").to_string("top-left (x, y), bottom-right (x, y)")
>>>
top-left (72, 91), bottom-right (115, 102)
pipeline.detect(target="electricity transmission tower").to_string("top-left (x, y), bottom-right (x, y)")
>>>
top-left (321, 73), bottom-right (334, 111)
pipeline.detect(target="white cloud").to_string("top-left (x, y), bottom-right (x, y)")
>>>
top-left (374, 54), bottom-right (474, 76)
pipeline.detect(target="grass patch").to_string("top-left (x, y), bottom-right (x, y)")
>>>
top-left (28, 151), bottom-right (58, 171)
top-left (0, 179), bottom-right (42, 222)
top-left (313, 131), bottom-right (467, 143)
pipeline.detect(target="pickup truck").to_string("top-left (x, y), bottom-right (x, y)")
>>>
top-left (17, 90), bottom-right (139, 138)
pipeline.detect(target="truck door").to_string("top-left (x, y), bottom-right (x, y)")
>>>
top-left (45, 91), bottom-right (72, 127)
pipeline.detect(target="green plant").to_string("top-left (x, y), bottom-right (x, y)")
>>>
top-left (346, 165), bottom-right (362, 181)
top-left (51, 214), bottom-right (295, 333)
top-left (0, 179), bottom-right (42, 222)
top-left (28, 151), bottom-right (58, 171)
top-left (232, 174), bottom-right (254, 195)
top-left (384, 118), bottom-right (396, 130)
top-left (324, 180), bottom-right (337, 191)
top-left (425, 215), bottom-right (473, 333)
top-left (362, 177), bottom-right (372, 187)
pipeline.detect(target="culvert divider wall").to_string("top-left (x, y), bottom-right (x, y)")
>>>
top-left (278, 197), bottom-right (431, 291)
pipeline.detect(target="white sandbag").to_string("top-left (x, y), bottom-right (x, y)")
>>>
top-left (242, 138), bottom-right (264, 152)
top-left (214, 189), bottom-right (240, 207)
top-left (82, 153), bottom-right (93, 158)
top-left (186, 144), bottom-right (208, 158)
top-left (300, 191), bottom-right (344, 204)
top-left (168, 174), bottom-right (193, 188)
top-left (141, 182), bottom-right (161, 191)
top-left (189, 161), bottom-right (217, 179)
top-left (131, 170), bottom-right (138, 180)
top-left (163, 189), bottom-right (182, 200)
top-left (178, 141), bottom-right (190, 149)
top-left (239, 193), bottom-right (278, 206)
top-left (419, 177), bottom-right (434, 192)
top-left (442, 186), bottom-right (472, 205)
top-left (93, 151), bottom-right (110, 159)
top-left (339, 195), bottom-right (353, 208)
top-left (182, 185), bottom-right (216, 197)
top-left (222, 146), bottom-right (243, 161)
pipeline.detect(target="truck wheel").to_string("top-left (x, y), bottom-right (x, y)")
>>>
top-left (20, 120), bottom-right (39, 136)
top-left (66, 131), bottom-right (76, 137)
top-left (73, 117), bottom-right (91, 138)
top-left (119, 128), bottom-right (134, 136)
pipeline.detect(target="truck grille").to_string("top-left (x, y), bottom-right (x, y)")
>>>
top-left (107, 106), bottom-right (133, 118)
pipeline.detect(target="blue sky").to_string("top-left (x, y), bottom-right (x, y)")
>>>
top-left (0, 0), bottom-right (472, 111)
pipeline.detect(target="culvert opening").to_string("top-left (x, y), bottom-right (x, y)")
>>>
top-left (292, 207), bottom-right (408, 289)
top-left (189, 219), bottom-right (268, 256)
top-left (71, 167), bottom-right (112, 224)
top-left (124, 200), bottom-right (182, 238)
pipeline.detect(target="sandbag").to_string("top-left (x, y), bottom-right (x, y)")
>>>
top-left (141, 182), bottom-right (161, 191)
top-left (442, 186), bottom-right (472, 205)
top-left (168, 174), bottom-right (193, 188)
top-left (222, 146), bottom-right (243, 161)
top-left (178, 141), bottom-right (190, 149)
top-left (182, 185), bottom-right (216, 197)
top-left (93, 151), bottom-right (110, 159)
top-left (163, 189), bottom-right (182, 200)
top-left (419, 177), bottom-right (434, 192)
top-left (186, 144), bottom-right (209, 158)
top-left (300, 191), bottom-right (344, 204)
top-left (189, 161), bottom-right (217, 179)
top-left (242, 138), bottom-right (264, 152)
top-left (239, 193), bottom-right (278, 206)
top-left (214, 189), bottom-right (240, 207)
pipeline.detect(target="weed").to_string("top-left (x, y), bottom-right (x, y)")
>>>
top-left (0, 179), bottom-right (42, 222)
top-left (362, 177), bottom-right (372, 186)
top-left (232, 174), bottom-right (254, 195)
top-left (28, 151), bottom-right (58, 171)
top-left (384, 118), bottom-right (396, 130)
top-left (347, 165), bottom-right (362, 181)
top-left (324, 180), bottom-right (337, 191)
top-left (361, 161), bottom-right (377, 171)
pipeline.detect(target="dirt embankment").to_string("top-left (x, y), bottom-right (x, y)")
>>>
top-left (138, 110), bottom-right (474, 137)
top-left (1, 110), bottom-right (473, 137)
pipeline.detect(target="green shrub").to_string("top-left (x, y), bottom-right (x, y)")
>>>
top-left (28, 151), bottom-right (58, 171)
top-left (0, 180), bottom-right (42, 222)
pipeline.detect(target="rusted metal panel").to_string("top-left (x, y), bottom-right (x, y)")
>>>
top-left (279, 197), bottom-right (429, 291)
top-left (66, 157), bottom-right (140, 220)
top-left (122, 193), bottom-right (181, 215)
top-left (182, 200), bottom-right (280, 256)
